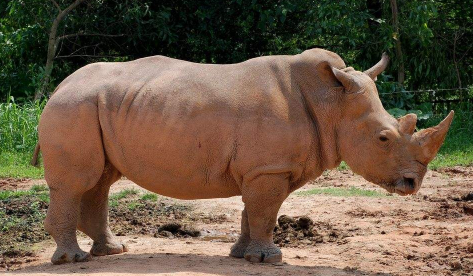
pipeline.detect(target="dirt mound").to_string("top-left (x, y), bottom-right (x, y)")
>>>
top-left (273, 215), bottom-right (351, 247)
top-left (155, 223), bottom-right (200, 238)
top-left (109, 200), bottom-right (196, 236)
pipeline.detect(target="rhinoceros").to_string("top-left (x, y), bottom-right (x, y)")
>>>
top-left (32, 48), bottom-right (453, 264)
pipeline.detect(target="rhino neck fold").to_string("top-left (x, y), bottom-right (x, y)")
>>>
top-left (292, 65), bottom-right (343, 173)
top-left (299, 86), bottom-right (342, 172)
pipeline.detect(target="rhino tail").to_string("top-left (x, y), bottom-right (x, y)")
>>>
top-left (30, 143), bottom-right (41, 167)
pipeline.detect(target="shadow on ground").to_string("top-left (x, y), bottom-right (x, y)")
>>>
top-left (11, 252), bottom-right (390, 276)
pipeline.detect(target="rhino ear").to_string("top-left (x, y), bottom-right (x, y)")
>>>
top-left (331, 67), bottom-right (365, 93)
top-left (398, 113), bottom-right (417, 135)
top-left (331, 67), bottom-right (354, 91)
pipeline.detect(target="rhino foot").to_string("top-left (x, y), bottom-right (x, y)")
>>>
top-left (51, 248), bottom-right (91, 265)
top-left (243, 241), bottom-right (282, 263)
top-left (91, 241), bottom-right (128, 256)
top-left (229, 237), bottom-right (250, 258)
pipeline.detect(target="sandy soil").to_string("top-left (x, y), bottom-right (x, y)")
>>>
top-left (3, 167), bottom-right (473, 276)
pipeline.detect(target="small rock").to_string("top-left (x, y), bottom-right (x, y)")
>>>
top-left (159, 231), bottom-right (173, 238)
top-left (467, 243), bottom-right (473, 253)
top-left (450, 261), bottom-right (462, 270)
top-left (380, 230), bottom-right (386, 235)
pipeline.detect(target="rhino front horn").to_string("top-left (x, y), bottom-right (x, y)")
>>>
top-left (413, 111), bottom-right (454, 164)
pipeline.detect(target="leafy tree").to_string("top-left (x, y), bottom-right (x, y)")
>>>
top-left (0, 0), bottom-right (471, 105)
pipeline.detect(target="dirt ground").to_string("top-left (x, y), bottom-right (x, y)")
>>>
top-left (2, 167), bottom-right (473, 276)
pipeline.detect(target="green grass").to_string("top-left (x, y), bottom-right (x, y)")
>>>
top-left (141, 193), bottom-right (158, 201)
top-left (0, 185), bottom-right (49, 201)
top-left (296, 187), bottom-right (387, 197)
top-left (109, 188), bottom-right (139, 207)
top-left (127, 202), bottom-right (144, 211)
top-left (337, 161), bottom-right (350, 171)
top-left (0, 189), bottom-right (33, 200)
top-left (109, 188), bottom-right (139, 200)
top-left (0, 98), bottom-right (44, 178)
top-left (0, 151), bottom-right (44, 178)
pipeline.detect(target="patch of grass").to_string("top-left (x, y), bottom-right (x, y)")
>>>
top-left (0, 190), bottom-right (33, 200)
top-left (127, 202), bottom-right (143, 211)
top-left (109, 188), bottom-right (139, 201)
top-left (337, 161), bottom-right (350, 171)
top-left (141, 193), bottom-right (158, 201)
top-left (296, 187), bottom-right (386, 197)
top-left (0, 151), bottom-right (44, 178)
top-left (0, 98), bottom-right (44, 152)
top-left (30, 184), bottom-right (48, 192)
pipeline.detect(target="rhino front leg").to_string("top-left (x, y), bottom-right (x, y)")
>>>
top-left (229, 207), bottom-right (250, 258)
top-left (241, 174), bottom-right (288, 263)
top-left (78, 163), bottom-right (128, 256)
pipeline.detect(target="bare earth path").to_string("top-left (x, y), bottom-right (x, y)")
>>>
top-left (3, 167), bottom-right (473, 276)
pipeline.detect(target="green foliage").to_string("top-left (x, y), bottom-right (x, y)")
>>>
top-left (297, 187), bottom-right (387, 197)
top-left (0, 151), bottom-right (43, 178)
top-left (0, 97), bottom-right (44, 152)
top-left (1, 0), bottom-right (471, 101)
top-left (109, 189), bottom-right (139, 201)
top-left (127, 202), bottom-right (144, 211)
top-left (141, 193), bottom-right (158, 201)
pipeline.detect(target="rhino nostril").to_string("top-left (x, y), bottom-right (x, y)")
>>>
top-left (404, 177), bottom-right (415, 188)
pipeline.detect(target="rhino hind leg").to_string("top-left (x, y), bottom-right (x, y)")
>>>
top-left (241, 174), bottom-right (288, 263)
top-left (77, 162), bottom-right (128, 256)
top-left (229, 208), bottom-right (250, 258)
top-left (45, 190), bottom-right (92, 265)
top-left (40, 102), bottom-right (107, 264)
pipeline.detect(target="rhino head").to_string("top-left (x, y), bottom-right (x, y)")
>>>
top-left (331, 54), bottom-right (454, 196)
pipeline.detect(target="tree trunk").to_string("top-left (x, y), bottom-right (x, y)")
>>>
top-left (453, 31), bottom-right (462, 89)
top-left (35, 0), bottom-right (87, 100)
top-left (390, 0), bottom-right (405, 85)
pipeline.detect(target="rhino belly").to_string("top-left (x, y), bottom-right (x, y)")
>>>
top-left (99, 95), bottom-right (241, 199)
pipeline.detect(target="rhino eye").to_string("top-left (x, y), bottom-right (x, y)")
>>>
top-left (379, 136), bottom-right (389, 142)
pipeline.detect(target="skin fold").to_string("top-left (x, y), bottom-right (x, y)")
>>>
top-left (35, 48), bottom-right (453, 264)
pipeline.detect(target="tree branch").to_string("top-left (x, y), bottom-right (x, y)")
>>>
top-left (58, 33), bottom-right (126, 40)
top-left (50, 0), bottom-right (62, 12)
top-left (55, 54), bottom-right (125, 59)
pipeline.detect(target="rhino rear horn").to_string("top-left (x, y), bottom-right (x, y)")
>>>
top-left (413, 111), bottom-right (454, 164)
top-left (364, 53), bottom-right (389, 81)
top-left (398, 113), bottom-right (417, 135)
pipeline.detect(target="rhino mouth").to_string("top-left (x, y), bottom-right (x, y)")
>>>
top-left (392, 176), bottom-right (419, 196)
top-left (363, 173), bottom-right (420, 196)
